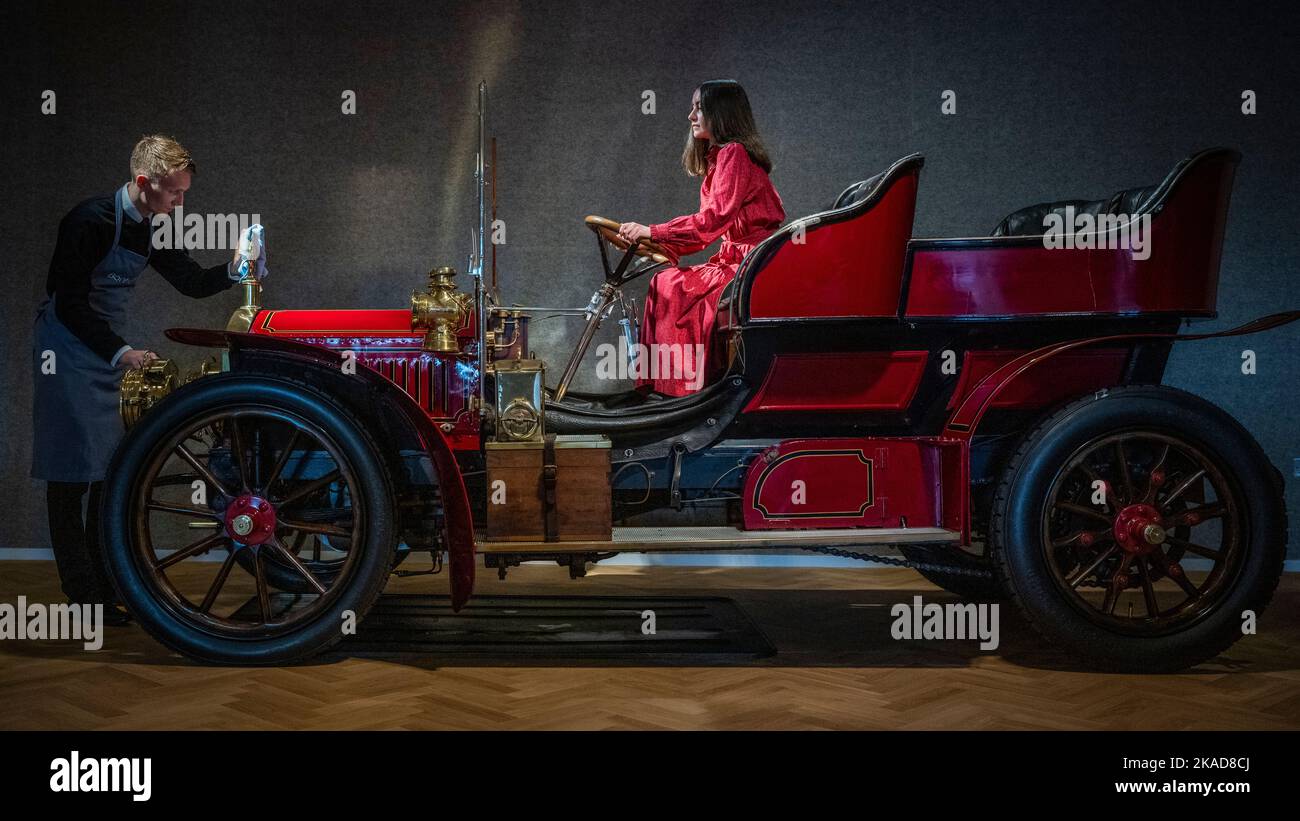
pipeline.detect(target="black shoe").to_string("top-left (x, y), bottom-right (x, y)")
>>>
top-left (100, 605), bottom-right (133, 627)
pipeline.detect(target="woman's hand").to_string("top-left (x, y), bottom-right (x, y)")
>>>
top-left (618, 222), bottom-right (652, 244)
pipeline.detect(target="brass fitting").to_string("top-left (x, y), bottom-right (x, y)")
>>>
top-left (226, 273), bottom-right (263, 333)
top-left (120, 359), bottom-right (179, 428)
top-left (411, 266), bottom-right (472, 352)
top-left (120, 356), bottom-right (222, 428)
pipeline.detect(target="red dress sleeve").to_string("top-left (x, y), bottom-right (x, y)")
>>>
top-left (650, 143), bottom-right (757, 256)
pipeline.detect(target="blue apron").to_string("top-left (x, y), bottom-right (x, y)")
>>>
top-left (32, 186), bottom-right (151, 482)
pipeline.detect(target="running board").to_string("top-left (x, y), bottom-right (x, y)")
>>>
top-left (475, 525), bottom-right (960, 555)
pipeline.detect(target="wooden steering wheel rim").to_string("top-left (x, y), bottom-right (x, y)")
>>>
top-left (584, 215), bottom-right (675, 265)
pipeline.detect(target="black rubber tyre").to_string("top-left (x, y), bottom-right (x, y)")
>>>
top-left (899, 543), bottom-right (1008, 601)
top-left (990, 385), bottom-right (1287, 673)
top-left (102, 373), bottom-right (396, 665)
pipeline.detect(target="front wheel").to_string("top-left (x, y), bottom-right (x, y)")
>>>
top-left (101, 373), bottom-right (397, 665)
top-left (990, 385), bottom-right (1286, 672)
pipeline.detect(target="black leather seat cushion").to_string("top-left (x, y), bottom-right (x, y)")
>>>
top-left (992, 183), bottom-right (1159, 237)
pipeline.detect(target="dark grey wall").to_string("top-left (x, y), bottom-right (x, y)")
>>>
top-left (3, 0), bottom-right (1297, 554)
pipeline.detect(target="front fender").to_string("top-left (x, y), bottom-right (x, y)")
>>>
top-left (165, 327), bottom-right (477, 610)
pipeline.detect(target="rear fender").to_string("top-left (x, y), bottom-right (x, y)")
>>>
top-left (945, 310), bottom-right (1300, 438)
top-left (165, 327), bottom-right (477, 609)
top-left (939, 309), bottom-right (1300, 544)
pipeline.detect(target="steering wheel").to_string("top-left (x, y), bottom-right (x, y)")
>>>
top-left (549, 216), bottom-right (675, 402)
top-left (585, 216), bottom-right (676, 267)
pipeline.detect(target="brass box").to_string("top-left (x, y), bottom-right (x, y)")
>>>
top-left (485, 435), bottom-right (612, 542)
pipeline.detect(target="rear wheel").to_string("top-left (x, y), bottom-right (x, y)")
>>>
top-left (991, 385), bottom-right (1286, 672)
top-left (102, 374), bottom-right (396, 665)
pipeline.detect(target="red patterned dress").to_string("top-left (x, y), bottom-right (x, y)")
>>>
top-left (638, 141), bottom-right (785, 395)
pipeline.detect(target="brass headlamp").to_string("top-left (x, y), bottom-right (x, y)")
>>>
top-left (120, 359), bottom-right (179, 428)
top-left (411, 266), bottom-right (472, 352)
top-left (120, 356), bottom-right (221, 428)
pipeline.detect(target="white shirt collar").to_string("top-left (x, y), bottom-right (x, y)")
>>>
top-left (120, 184), bottom-right (146, 223)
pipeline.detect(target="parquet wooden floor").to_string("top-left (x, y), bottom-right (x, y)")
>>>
top-left (1, 560), bottom-right (1297, 730)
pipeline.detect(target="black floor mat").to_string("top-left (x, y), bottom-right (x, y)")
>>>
top-left (330, 594), bottom-right (776, 660)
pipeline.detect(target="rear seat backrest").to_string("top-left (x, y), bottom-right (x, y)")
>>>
top-left (831, 172), bottom-right (885, 209)
top-left (991, 199), bottom-right (1110, 238)
top-left (991, 166), bottom-right (1184, 237)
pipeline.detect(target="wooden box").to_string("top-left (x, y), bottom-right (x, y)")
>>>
top-left (485, 435), bottom-right (612, 542)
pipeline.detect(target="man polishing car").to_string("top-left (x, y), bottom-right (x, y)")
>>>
top-left (31, 134), bottom-right (260, 624)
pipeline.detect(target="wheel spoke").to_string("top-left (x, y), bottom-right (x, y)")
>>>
top-left (173, 443), bottom-right (234, 500)
top-left (155, 532), bottom-right (228, 571)
top-left (1161, 468), bottom-right (1205, 509)
top-left (1052, 529), bottom-right (1113, 549)
top-left (1166, 503), bottom-right (1227, 527)
top-left (263, 428), bottom-right (302, 494)
top-left (285, 529), bottom-right (318, 562)
top-left (1065, 543), bottom-right (1119, 589)
top-left (1054, 501), bottom-right (1113, 524)
top-left (286, 507), bottom-right (354, 522)
top-left (1114, 439), bottom-right (1135, 505)
top-left (152, 473), bottom-right (201, 487)
top-left (1100, 555), bottom-right (1133, 615)
top-left (228, 415), bottom-right (250, 493)
top-left (1140, 443), bottom-right (1171, 505)
top-left (147, 500), bottom-right (222, 519)
top-left (1150, 551), bottom-right (1201, 599)
top-left (276, 470), bottom-right (342, 509)
top-left (268, 538), bottom-right (328, 594)
top-left (279, 519), bottom-right (351, 539)
top-left (1135, 556), bottom-right (1159, 618)
top-left (1101, 584), bottom-right (1118, 615)
top-left (1164, 534), bottom-right (1222, 561)
top-left (253, 550), bottom-right (272, 622)
top-left (199, 549), bottom-right (240, 613)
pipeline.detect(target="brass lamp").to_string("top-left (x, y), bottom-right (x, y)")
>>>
top-left (411, 266), bottom-right (471, 352)
top-left (120, 359), bottom-right (179, 428)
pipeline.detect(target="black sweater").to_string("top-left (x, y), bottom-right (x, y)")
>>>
top-left (44, 190), bottom-right (236, 363)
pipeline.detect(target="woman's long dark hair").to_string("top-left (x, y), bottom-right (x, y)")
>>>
top-left (681, 79), bottom-right (773, 177)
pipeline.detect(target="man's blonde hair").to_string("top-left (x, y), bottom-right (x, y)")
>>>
top-left (130, 134), bottom-right (196, 180)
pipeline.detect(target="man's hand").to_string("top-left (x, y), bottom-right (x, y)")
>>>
top-left (118, 349), bottom-right (159, 370)
top-left (230, 223), bottom-right (269, 281)
top-left (618, 222), bottom-right (651, 244)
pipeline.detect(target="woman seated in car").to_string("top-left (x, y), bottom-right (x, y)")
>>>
top-left (619, 79), bottom-right (785, 397)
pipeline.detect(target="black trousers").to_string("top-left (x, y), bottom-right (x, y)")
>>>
top-left (45, 480), bottom-right (118, 605)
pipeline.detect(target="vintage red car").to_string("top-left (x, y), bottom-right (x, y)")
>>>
top-left (103, 85), bottom-right (1297, 671)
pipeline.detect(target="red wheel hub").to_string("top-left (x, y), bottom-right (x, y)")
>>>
top-left (1113, 503), bottom-right (1165, 554)
top-left (224, 494), bottom-right (277, 546)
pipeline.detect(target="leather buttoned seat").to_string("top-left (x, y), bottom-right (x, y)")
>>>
top-left (991, 184), bottom-right (1161, 237)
